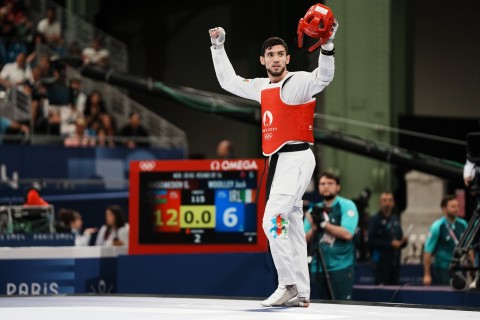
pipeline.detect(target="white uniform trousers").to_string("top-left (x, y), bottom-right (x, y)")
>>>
top-left (262, 148), bottom-right (315, 299)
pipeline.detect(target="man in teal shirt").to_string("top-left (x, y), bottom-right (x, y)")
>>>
top-left (303, 172), bottom-right (359, 300)
top-left (423, 195), bottom-right (469, 285)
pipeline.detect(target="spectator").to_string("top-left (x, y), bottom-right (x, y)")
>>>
top-left (304, 172), bottom-right (359, 300)
top-left (423, 195), bottom-right (472, 285)
top-left (368, 192), bottom-right (408, 285)
top-left (67, 40), bottom-right (82, 58)
top-left (95, 205), bottom-right (129, 247)
top-left (59, 78), bottom-right (86, 136)
top-left (64, 117), bottom-right (95, 147)
top-left (97, 113), bottom-right (116, 147)
top-left (28, 85), bottom-right (50, 134)
top-left (120, 111), bottom-right (150, 148)
top-left (84, 90), bottom-right (107, 127)
top-left (0, 51), bottom-right (27, 88)
top-left (97, 128), bottom-right (113, 148)
top-left (216, 139), bottom-right (235, 158)
top-left (36, 7), bottom-right (61, 46)
top-left (82, 37), bottom-right (109, 67)
top-left (57, 208), bottom-right (97, 246)
top-left (0, 116), bottom-right (29, 144)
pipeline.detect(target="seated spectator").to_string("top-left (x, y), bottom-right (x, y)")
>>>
top-left (95, 205), bottom-right (129, 247)
top-left (36, 7), bottom-right (61, 46)
top-left (0, 51), bottom-right (27, 88)
top-left (82, 37), bottom-right (109, 67)
top-left (216, 139), bottom-right (235, 158)
top-left (120, 111), bottom-right (150, 148)
top-left (64, 117), bottom-right (95, 147)
top-left (67, 40), bottom-right (82, 58)
top-left (59, 78), bottom-right (86, 135)
top-left (84, 90), bottom-right (107, 127)
top-left (97, 113), bottom-right (116, 147)
top-left (57, 208), bottom-right (97, 246)
top-left (97, 128), bottom-right (114, 148)
top-left (0, 115), bottom-right (29, 144)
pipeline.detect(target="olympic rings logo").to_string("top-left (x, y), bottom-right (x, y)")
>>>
top-left (139, 161), bottom-right (156, 171)
top-left (264, 133), bottom-right (273, 140)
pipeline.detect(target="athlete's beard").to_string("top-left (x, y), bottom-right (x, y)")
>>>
top-left (266, 66), bottom-right (286, 77)
top-left (322, 193), bottom-right (336, 201)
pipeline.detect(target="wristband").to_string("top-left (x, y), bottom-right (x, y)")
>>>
top-left (320, 48), bottom-right (335, 56)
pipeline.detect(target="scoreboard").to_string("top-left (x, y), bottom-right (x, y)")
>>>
top-left (129, 159), bottom-right (268, 254)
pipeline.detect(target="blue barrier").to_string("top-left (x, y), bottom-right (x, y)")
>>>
top-left (117, 253), bottom-right (278, 297)
top-left (0, 247), bottom-right (124, 295)
top-left (0, 145), bottom-right (185, 197)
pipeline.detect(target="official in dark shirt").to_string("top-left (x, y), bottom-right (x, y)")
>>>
top-left (368, 192), bottom-right (407, 285)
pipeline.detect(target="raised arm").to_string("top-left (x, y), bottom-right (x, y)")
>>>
top-left (209, 27), bottom-right (262, 102)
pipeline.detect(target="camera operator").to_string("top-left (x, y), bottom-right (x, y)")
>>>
top-left (304, 172), bottom-right (359, 300)
top-left (368, 192), bottom-right (407, 285)
top-left (423, 195), bottom-right (471, 285)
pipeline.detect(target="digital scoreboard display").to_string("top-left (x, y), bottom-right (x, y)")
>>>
top-left (129, 159), bottom-right (268, 254)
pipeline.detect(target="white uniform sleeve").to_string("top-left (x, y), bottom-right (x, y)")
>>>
top-left (280, 52), bottom-right (335, 104)
top-left (210, 46), bottom-right (263, 103)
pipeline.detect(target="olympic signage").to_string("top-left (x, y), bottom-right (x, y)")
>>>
top-left (128, 159), bottom-right (268, 255)
top-left (209, 160), bottom-right (258, 171)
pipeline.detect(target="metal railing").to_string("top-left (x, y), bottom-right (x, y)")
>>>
top-left (66, 66), bottom-right (187, 150)
top-left (0, 88), bottom-right (31, 123)
top-left (26, 0), bottom-right (128, 71)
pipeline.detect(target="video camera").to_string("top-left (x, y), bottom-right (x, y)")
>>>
top-left (467, 132), bottom-right (480, 195)
top-left (449, 132), bottom-right (480, 290)
top-left (310, 206), bottom-right (327, 227)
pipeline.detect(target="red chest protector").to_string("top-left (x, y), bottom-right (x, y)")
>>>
top-left (260, 86), bottom-right (315, 155)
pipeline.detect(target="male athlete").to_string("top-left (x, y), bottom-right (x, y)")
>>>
top-left (209, 4), bottom-right (337, 307)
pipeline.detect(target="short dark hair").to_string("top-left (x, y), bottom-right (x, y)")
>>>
top-left (319, 172), bottom-right (340, 185)
top-left (441, 194), bottom-right (456, 208)
top-left (260, 37), bottom-right (289, 56)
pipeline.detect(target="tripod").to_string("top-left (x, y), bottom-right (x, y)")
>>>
top-left (309, 227), bottom-right (335, 300)
top-left (449, 196), bottom-right (480, 290)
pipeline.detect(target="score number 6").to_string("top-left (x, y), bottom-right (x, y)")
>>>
top-left (223, 207), bottom-right (238, 228)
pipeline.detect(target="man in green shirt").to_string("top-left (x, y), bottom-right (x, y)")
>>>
top-left (423, 195), bottom-right (468, 285)
top-left (303, 172), bottom-right (359, 300)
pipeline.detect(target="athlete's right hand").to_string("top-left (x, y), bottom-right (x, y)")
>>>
top-left (209, 27), bottom-right (226, 48)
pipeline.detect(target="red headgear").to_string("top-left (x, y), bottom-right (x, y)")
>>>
top-left (297, 3), bottom-right (335, 53)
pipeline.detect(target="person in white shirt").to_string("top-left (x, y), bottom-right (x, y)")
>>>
top-left (95, 205), bottom-right (129, 247)
top-left (37, 7), bottom-right (61, 45)
top-left (0, 52), bottom-right (27, 88)
top-left (70, 211), bottom-right (97, 246)
top-left (82, 37), bottom-right (109, 67)
top-left (57, 208), bottom-right (97, 246)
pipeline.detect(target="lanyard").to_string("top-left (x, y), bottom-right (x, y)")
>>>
top-left (384, 217), bottom-right (397, 239)
top-left (443, 220), bottom-right (459, 245)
